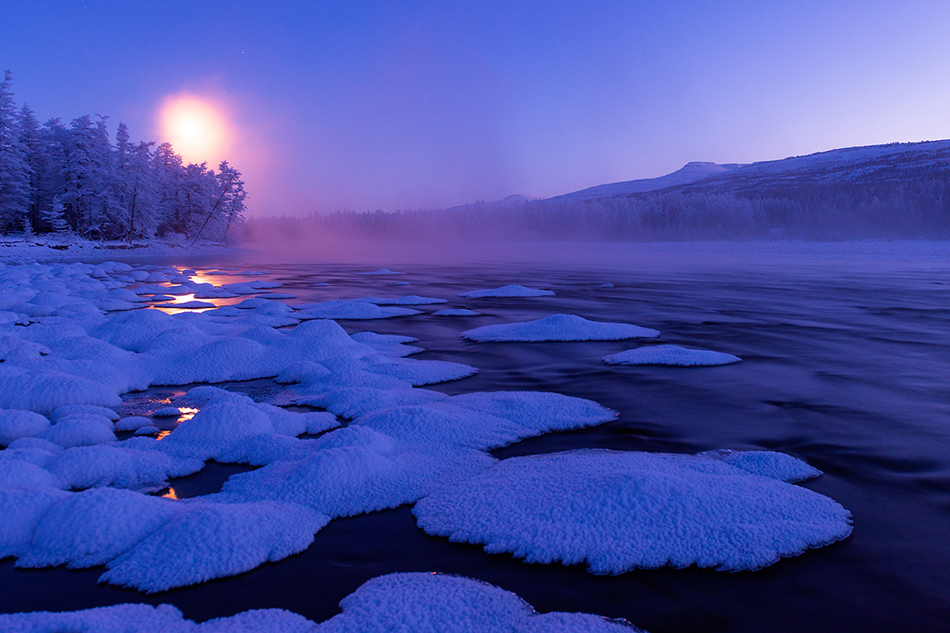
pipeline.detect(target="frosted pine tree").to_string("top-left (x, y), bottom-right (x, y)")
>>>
top-left (0, 71), bottom-right (30, 233)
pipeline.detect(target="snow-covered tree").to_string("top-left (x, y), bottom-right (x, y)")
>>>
top-left (0, 71), bottom-right (30, 233)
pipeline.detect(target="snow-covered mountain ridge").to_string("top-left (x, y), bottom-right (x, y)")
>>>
top-left (554, 139), bottom-right (950, 201)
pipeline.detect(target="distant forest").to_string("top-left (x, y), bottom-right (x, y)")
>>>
top-left (0, 72), bottom-right (246, 243)
top-left (252, 160), bottom-right (950, 244)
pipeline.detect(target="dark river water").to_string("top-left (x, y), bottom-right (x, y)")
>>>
top-left (3, 244), bottom-right (950, 632)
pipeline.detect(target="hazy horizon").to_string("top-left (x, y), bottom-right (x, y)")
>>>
top-left (3, 1), bottom-right (950, 217)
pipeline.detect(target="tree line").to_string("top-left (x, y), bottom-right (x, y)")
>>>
top-left (0, 71), bottom-right (247, 243)
top-left (249, 168), bottom-right (950, 243)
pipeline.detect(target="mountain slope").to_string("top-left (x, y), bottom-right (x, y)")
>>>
top-left (553, 162), bottom-right (743, 201)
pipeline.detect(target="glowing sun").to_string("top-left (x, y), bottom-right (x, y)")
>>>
top-left (159, 95), bottom-right (230, 164)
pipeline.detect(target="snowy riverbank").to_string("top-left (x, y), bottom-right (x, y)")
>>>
top-left (0, 235), bottom-right (244, 263)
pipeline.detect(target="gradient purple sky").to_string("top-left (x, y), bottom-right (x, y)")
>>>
top-left (2, 1), bottom-right (949, 216)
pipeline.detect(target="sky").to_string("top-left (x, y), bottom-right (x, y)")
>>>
top-left (2, 1), bottom-right (949, 217)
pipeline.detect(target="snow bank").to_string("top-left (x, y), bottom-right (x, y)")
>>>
top-left (458, 284), bottom-right (554, 298)
top-left (462, 314), bottom-right (659, 342)
top-left (0, 572), bottom-right (641, 632)
top-left (414, 449), bottom-right (852, 573)
top-left (0, 369), bottom-right (122, 415)
top-left (222, 426), bottom-right (494, 518)
top-left (17, 488), bottom-right (178, 569)
top-left (46, 444), bottom-right (203, 490)
top-left (100, 500), bottom-right (328, 592)
top-left (0, 409), bottom-right (50, 446)
top-left (604, 344), bottom-right (740, 366)
top-left (319, 572), bottom-right (641, 633)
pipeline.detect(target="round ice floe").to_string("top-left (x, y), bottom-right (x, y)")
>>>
top-left (359, 295), bottom-right (447, 306)
top-left (296, 387), bottom-right (450, 420)
top-left (0, 369), bottom-right (122, 415)
top-left (295, 300), bottom-right (420, 321)
top-left (0, 459), bottom-right (63, 490)
top-left (17, 488), bottom-right (178, 569)
top-left (43, 414), bottom-right (117, 449)
top-left (90, 308), bottom-right (205, 353)
top-left (223, 426), bottom-right (493, 518)
top-left (458, 285), bottom-right (554, 298)
top-left (154, 300), bottom-right (216, 309)
top-left (115, 416), bottom-right (154, 432)
top-left (257, 292), bottom-right (297, 300)
top-left (698, 449), bottom-right (823, 483)
top-left (0, 409), bottom-right (50, 446)
top-left (604, 344), bottom-right (740, 367)
top-left (275, 361), bottom-right (332, 384)
top-left (100, 500), bottom-right (328, 592)
top-left (462, 314), bottom-right (660, 342)
top-left (162, 392), bottom-right (275, 460)
top-left (51, 404), bottom-right (119, 422)
top-left (318, 572), bottom-right (642, 633)
top-left (414, 449), bottom-right (852, 573)
top-left (433, 308), bottom-right (481, 316)
top-left (46, 444), bottom-right (203, 490)
top-left (358, 268), bottom-right (405, 275)
top-left (134, 426), bottom-right (160, 436)
top-left (0, 488), bottom-right (70, 559)
top-left (152, 406), bottom-right (182, 417)
top-left (0, 604), bottom-right (194, 633)
top-left (0, 334), bottom-right (51, 362)
top-left (355, 392), bottom-right (616, 451)
top-left (364, 356), bottom-right (477, 386)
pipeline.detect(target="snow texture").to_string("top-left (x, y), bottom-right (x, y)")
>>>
top-left (319, 572), bottom-right (642, 633)
top-left (100, 500), bottom-right (328, 592)
top-left (115, 416), bottom-right (154, 431)
top-left (0, 573), bottom-right (641, 632)
top-left (414, 449), bottom-right (852, 573)
top-left (0, 409), bottom-right (50, 446)
top-left (458, 285), bottom-right (554, 298)
top-left (462, 314), bottom-right (660, 342)
top-left (698, 449), bottom-right (823, 483)
top-left (604, 344), bottom-right (740, 366)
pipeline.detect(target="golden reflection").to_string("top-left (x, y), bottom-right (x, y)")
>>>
top-left (156, 430), bottom-right (171, 441)
top-left (151, 293), bottom-right (218, 315)
top-left (162, 487), bottom-right (179, 500)
top-left (178, 407), bottom-right (199, 422)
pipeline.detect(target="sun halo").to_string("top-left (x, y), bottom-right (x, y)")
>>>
top-left (159, 95), bottom-right (230, 165)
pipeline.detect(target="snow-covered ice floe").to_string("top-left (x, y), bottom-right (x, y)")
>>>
top-left (462, 314), bottom-right (660, 342)
top-left (458, 284), bottom-right (554, 298)
top-left (433, 308), bottom-right (481, 316)
top-left (356, 295), bottom-right (447, 306)
top-left (357, 268), bottom-right (405, 275)
top-left (0, 572), bottom-right (644, 632)
top-left (0, 259), bottom-right (851, 598)
top-left (604, 344), bottom-right (740, 366)
top-left (294, 300), bottom-right (421, 320)
top-left (414, 449), bottom-right (851, 573)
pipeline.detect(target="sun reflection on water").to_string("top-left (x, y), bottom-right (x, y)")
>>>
top-left (162, 487), bottom-right (179, 500)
